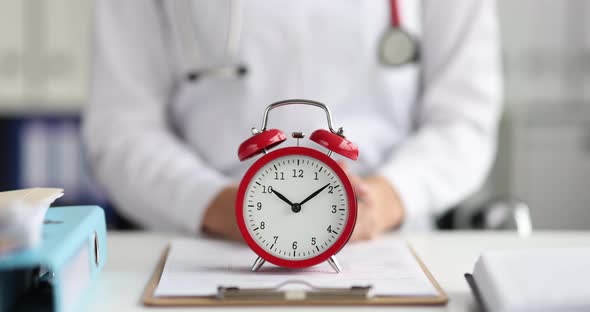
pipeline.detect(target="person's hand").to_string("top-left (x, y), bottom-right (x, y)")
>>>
top-left (200, 163), bottom-right (405, 242)
top-left (339, 162), bottom-right (405, 241)
top-left (201, 185), bottom-right (244, 241)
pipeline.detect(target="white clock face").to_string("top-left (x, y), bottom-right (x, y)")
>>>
top-left (243, 154), bottom-right (350, 260)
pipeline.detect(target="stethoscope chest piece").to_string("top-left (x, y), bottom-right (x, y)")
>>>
top-left (379, 0), bottom-right (419, 66)
top-left (379, 27), bottom-right (418, 67)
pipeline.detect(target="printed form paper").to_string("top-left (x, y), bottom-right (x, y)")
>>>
top-left (154, 238), bottom-right (439, 297)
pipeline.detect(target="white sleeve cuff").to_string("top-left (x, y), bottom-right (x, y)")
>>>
top-left (174, 173), bottom-right (232, 236)
top-left (378, 161), bottom-right (435, 232)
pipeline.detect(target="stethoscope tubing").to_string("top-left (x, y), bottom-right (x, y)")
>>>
top-left (170, 0), bottom-right (413, 82)
top-left (389, 0), bottom-right (401, 27)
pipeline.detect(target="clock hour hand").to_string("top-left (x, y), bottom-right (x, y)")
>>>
top-left (271, 188), bottom-right (294, 206)
top-left (299, 183), bottom-right (331, 206)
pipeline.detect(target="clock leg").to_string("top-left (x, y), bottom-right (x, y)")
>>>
top-left (251, 256), bottom-right (265, 272)
top-left (327, 256), bottom-right (342, 273)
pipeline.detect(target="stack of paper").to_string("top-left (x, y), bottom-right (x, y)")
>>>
top-left (0, 188), bottom-right (63, 254)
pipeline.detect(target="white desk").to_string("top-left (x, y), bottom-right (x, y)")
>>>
top-left (85, 231), bottom-right (590, 311)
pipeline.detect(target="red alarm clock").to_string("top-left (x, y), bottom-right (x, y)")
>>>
top-left (236, 99), bottom-right (359, 273)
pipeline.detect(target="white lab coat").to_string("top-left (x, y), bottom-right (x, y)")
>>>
top-left (84, 0), bottom-right (502, 233)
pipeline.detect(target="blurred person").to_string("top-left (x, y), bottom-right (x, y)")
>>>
top-left (84, 0), bottom-right (502, 240)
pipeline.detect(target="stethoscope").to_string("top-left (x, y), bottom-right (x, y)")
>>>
top-left (379, 0), bottom-right (419, 66)
top-left (166, 0), bottom-right (418, 82)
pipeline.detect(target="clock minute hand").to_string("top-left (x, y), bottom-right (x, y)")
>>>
top-left (299, 183), bottom-right (331, 206)
top-left (271, 189), bottom-right (295, 206)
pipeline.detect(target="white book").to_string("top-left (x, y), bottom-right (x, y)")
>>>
top-left (468, 248), bottom-right (590, 312)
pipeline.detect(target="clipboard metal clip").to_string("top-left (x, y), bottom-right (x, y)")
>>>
top-left (217, 280), bottom-right (373, 301)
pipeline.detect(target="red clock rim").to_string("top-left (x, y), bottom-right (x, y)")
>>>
top-left (236, 146), bottom-right (357, 269)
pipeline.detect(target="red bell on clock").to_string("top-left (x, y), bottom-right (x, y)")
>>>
top-left (310, 129), bottom-right (359, 160)
top-left (238, 129), bottom-right (287, 161)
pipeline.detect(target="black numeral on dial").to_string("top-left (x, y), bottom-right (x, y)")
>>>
top-left (292, 241), bottom-right (298, 250)
top-left (262, 185), bottom-right (273, 193)
top-left (292, 169), bottom-right (304, 178)
top-left (274, 172), bottom-right (285, 180)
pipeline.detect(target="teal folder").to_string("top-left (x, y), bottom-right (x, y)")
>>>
top-left (0, 206), bottom-right (107, 312)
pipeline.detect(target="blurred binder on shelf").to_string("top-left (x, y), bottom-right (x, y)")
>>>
top-left (0, 205), bottom-right (107, 312)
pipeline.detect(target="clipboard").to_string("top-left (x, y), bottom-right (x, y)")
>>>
top-left (142, 245), bottom-right (448, 306)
